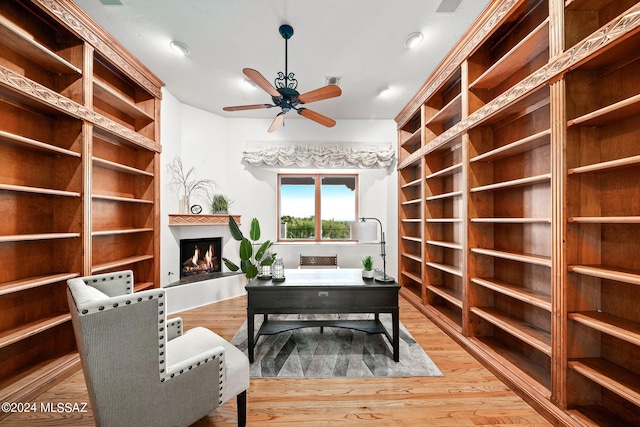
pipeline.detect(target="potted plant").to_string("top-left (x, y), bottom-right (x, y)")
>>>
top-left (210, 194), bottom-right (232, 214)
top-left (361, 255), bottom-right (374, 279)
top-left (166, 156), bottom-right (216, 213)
top-left (222, 216), bottom-right (276, 280)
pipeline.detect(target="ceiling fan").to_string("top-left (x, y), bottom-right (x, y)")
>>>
top-left (223, 24), bottom-right (342, 133)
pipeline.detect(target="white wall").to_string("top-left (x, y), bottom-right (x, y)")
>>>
top-left (160, 88), bottom-right (183, 286)
top-left (160, 93), bottom-right (398, 287)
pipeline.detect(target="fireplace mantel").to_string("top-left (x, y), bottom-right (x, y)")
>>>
top-left (168, 214), bottom-right (241, 226)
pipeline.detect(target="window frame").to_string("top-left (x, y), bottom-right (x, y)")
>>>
top-left (277, 173), bottom-right (359, 242)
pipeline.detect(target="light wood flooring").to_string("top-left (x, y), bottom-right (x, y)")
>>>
top-left (4, 295), bottom-right (552, 426)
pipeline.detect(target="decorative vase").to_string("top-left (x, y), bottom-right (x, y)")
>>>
top-left (179, 195), bottom-right (190, 214)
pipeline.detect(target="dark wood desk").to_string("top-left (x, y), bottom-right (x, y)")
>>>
top-left (245, 268), bottom-right (400, 363)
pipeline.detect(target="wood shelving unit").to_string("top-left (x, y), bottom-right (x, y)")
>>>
top-left (0, 0), bottom-right (163, 411)
top-left (398, 108), bottom-right (424, 302)
top-left (563, 15), bottom-right (640, 423)
top-left (424, 135), bottom-right (465, 330)
top-left (396, 1), bottom-right (640, 425)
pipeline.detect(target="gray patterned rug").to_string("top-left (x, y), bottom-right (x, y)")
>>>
top-left (230, 313), bottom-right (443, 378)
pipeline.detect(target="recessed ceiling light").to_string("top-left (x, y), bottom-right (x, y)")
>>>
top-left (169, 40), bottom-right (190, 56)
top-left (243, 78), bottom-right (258, 88)
top-left (377, 86), bottom-right (391, 96)
top-left (405, 32), bottom-right (424, 49)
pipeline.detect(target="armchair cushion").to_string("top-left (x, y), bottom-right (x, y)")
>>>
top-left (166, 326), bottom-right (250, 402)
top-left (208, 334), bottom-right (250, 403)
top-left (166, 327), bottom-right (225, 376)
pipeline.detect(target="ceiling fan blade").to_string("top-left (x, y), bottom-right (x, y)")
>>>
top-left (268, 113), bottom-right (285, 133)
top-left (297, 108), bottom-right (336, 127)
top-left (243, 68), bottom-right (280, 97)
top-left (298, 85), bottom-right (342, 104)
top-left (223, 104), bottom-right (272, 111)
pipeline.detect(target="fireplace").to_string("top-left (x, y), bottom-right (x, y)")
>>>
top-left (179, 237), bottom-right (222, 278)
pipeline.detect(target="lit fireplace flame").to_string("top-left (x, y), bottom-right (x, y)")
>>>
top-left (191, 246), bottom-right (200, 266)
top-left (204, 244), bottom-right (214, 268)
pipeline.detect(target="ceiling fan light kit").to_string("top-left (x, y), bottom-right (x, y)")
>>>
top-left (223, 24), bottom-right (342, 132)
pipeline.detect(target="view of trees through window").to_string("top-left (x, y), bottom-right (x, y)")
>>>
top-left (279, 175), bottom-right (357, 241)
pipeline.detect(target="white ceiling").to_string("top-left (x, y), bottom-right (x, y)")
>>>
top-left (75, 0), bottom-right (490, 122)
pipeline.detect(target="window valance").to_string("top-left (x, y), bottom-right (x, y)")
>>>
top-left (242, 142), bottom-right (395, 168)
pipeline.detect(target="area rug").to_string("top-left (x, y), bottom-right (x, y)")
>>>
top-left (230, 313), bottom-right (443, 378)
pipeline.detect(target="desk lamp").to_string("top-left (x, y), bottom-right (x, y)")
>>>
top-left (351, 217), bottom-right (395, 283)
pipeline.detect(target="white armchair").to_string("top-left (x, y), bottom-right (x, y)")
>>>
top-left (67, 270), bottom-right (249, 427)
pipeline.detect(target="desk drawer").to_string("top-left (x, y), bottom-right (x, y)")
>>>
top-left (248, 287), bottom-right (397, 311)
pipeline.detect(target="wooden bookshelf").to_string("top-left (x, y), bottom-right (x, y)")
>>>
top-left (395, 1), bottom-right (640, 425)
top-left (0, 0), bottom-right (163, 412)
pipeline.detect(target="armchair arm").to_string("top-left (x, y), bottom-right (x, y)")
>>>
top-left (167, 317), bottom-right (183, 340)
top-left (165, 327), bottom-right (226, 377)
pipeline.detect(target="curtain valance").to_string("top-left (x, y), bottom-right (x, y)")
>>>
top-left (242, 142), bottom-right (395, 168)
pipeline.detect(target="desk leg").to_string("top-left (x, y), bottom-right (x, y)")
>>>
top-left (247, 310), bottom-right (255, 363)
top-left (392, 307), bottom-right (399, 362)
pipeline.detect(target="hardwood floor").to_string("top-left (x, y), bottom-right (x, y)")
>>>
top-left (4, 295), bottom-right (552, 426)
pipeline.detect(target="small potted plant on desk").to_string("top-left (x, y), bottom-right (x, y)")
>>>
top-left (361, 255), bottom-right (374, 279)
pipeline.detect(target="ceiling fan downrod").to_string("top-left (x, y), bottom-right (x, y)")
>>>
top-left (276, 24), bottom-right (297, 91)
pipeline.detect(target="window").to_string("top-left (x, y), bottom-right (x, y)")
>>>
top-left (278, 174), bottom-right (358, 241)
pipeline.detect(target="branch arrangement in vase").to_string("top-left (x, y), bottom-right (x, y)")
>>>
top-left (166, 156), bottom-right (217, 212)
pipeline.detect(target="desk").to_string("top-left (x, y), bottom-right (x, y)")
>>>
top-left (245, 268), bottom-right (400, 363)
